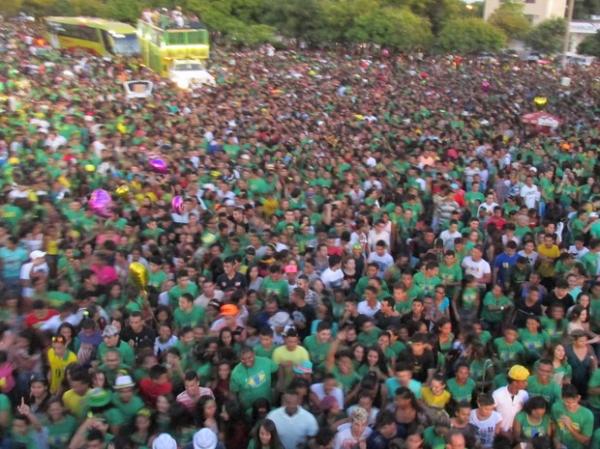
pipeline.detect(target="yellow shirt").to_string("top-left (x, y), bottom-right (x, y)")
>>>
top-left (272, 345), bottom-right (310, 366)
top-left (421, 386), bottom-right (451, 409)
top-left (62, 388), bottom-right (87, 418)
top-left (47, 348), bottom-right (77, 394)
top-left (537, 244), bottom-right (560, 277)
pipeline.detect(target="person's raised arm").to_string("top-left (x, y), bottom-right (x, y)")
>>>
top-left (326, 329), bottom-right (345, 373)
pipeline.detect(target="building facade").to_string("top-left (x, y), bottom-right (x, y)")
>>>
top-left (484, 0), bottom-right (567, 25)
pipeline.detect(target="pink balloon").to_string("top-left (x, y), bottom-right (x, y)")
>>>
top-left (481, 80), bottom-right (490, 93)
top-left (171, 195), bottom-right (184, 214)
top-left (89, 189), bottom-right (112, 217)
top-left (149, 158), bottom-right (168, 174)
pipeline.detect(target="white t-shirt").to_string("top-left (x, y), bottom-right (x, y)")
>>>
top-left (469, 409), bottom-right (502, 448)
top-left (267, 406), bottom-right (319, 449)
top-left (310, 383), bottom-right (345, 408)
top-left (333, 424), bottom-right (372, 449)
top-left (321, 268), bottom-right (344, 289)
top-left (440, 230), bottom-right (462, 249)
top-left (461, 257), bottom-right (491, 281)
top-left (20, 261), bottom-right (49, 298)
top-left (520, 184), bottom-right (540, 209)
top-left (357, 300), bottom-right (381, 318)
top-left (492, 386), bottom-right (529, 432)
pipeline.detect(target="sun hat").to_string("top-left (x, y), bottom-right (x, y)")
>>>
top-left (86, 388), bottom-right (112, 408)
top-left (507, 365), bottom-right (530, 382)
top-left (193, 428), bottom-right (217, 449)
top-left (114, 374), bottom-right (135, 390)
top-left (152, 433), bottom-right (177, 449)
top-left (30, 250), bottom-right (46, 259)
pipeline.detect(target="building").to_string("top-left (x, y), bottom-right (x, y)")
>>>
top-left (568, 20), bottom-right (600, 53)
top-left (484, 0), bottom-right (567, 25)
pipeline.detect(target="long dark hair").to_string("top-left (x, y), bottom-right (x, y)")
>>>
top-left (252, 418), bottom-right (283, 449)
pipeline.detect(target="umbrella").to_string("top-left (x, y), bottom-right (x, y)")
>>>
top-left (522, 111), bottom-right (561, 129)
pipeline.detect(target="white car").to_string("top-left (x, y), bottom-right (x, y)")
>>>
top-left (169, 60), bottom-right (215, 90)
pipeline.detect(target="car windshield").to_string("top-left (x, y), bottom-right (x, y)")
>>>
top-left (111, 34), bottom-right (140, 56)
top-left (174, 63), bottom-right (203, 71)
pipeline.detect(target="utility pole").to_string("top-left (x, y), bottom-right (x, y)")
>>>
top-left (561, 0), bottom-right (576, 67)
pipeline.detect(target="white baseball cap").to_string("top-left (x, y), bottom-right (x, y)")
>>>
top-left (30, 250), bottom-right (46, 260)
top-left (193, 428), bottom-right (217, 449)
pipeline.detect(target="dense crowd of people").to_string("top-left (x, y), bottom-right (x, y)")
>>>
top-left (0, 14), bottom-right (599, 449)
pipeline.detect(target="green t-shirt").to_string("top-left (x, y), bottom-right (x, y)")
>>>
top-left (260, 277), bottom-right (290, 302)
top-left (253, 344), bottom-right (275, 359)
top-left (174, 306), bottom-right (205, 329)
top-left (112, 393), bottom-right (145, 423)
top-left (413, 272), bottom-right (442, 298)
top-left (303, 335), bottom-right (331, 369)
top-left (493, 338), bottom-right (524, 365)
top-left (514, 411), bottom-right (551, 440)
top-left (587, 369), bottom-right (600, 409)
top-left (168, 284), bottom-right (199, 308)
top-left (447, 377), bottom-right (476, 403)
top-left (230, 355), bottom-right (278, 409)
top-left (47, 414), bottom-right (78, 449)
top-left (482, 292), bottom-right (512, 323)
top-left (423, 426), bottom-right (446, 449)
top-left (518, 329), bottom-right (546, 354)
top-left (332, 366), bottom-right (361, 394)
top-left (97, 341), bottom-right (135, 367)
top-left (148, 270), bottom-right (168, 290)
top-left (439, 263), bottom-right (463, 287)
top-left (592, 428), bottom-right (600, 449)
top-left (526, 375), bottom-right (562, 404)
top-left (551, 401), bottom-right (594, 449)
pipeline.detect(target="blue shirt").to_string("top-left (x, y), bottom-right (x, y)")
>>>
top-left (493, 252), bottom-right (519, 284)
top-left (0, 246), bottom-right (28, 280)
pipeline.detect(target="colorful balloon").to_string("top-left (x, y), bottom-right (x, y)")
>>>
top-left (171, 195), bottom-right (184, 214)
top-left (149, 158), bottom-right (168, 174)
top-left (115, 185), bottom-right (129, 198)
top-left (84, 164), bottom-right (96, 173)
top-left (88, 189), bottom-right (112, 217)
top-left (129, 262), bottom-right (148, 291)
top-left (534, 96), bottom-right (547, 109)
top-left (481, 80), bottom-right (490, 93)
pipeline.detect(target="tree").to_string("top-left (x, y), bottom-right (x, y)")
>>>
top-left (525, 18), bottom-right (566, 54)
top-left (0, 0), bottom-right (23, 16)
top-left (488, 0), bottom-right (530, 39)
top-left (410, 0), bottom-right (464, 35)
top-left (261, 0), bottom-right (326, 44)
top-left (573, 0), bottom-right (600, 20)
top-left (347, 7), bottom-right (433, 50)
top-left (578, 30), bottom-right (600, 56)
top-left (436, 17), bottom-right (506, 53)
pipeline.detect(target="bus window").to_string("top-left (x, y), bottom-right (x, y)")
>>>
top-left (100, 30), bottom-right (114, 53)
top-left (59, 23), bottom-right (100, 42)
top-left (111, 34), bottom-right (140, 55)
top-left (186, 30), bottom-right (207, 45)
top-left (103, 31), bottom-right (139, 56)
top-left (166, 31), bottom-right (186, 45)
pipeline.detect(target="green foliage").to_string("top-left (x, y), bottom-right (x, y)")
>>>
top-left (573, 0), bottom-right (600, 20)
top-left (347, 7), bottom-right (432, 50)
top-left (524, 18), bottom-right (566, 54)
top-left (488, 0), bottom-right (530, 39)
top-left (578, 30), bottom-right (600, 56)
top-left (436, 17), bottom-right (506, 53)
top-left (0, 0), bottom-right (513, 51)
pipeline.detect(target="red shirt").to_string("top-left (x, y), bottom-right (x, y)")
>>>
top-left (139, 378), bottom-right (173, 406)
top-left (25, 309), bottom-right (59, 329)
